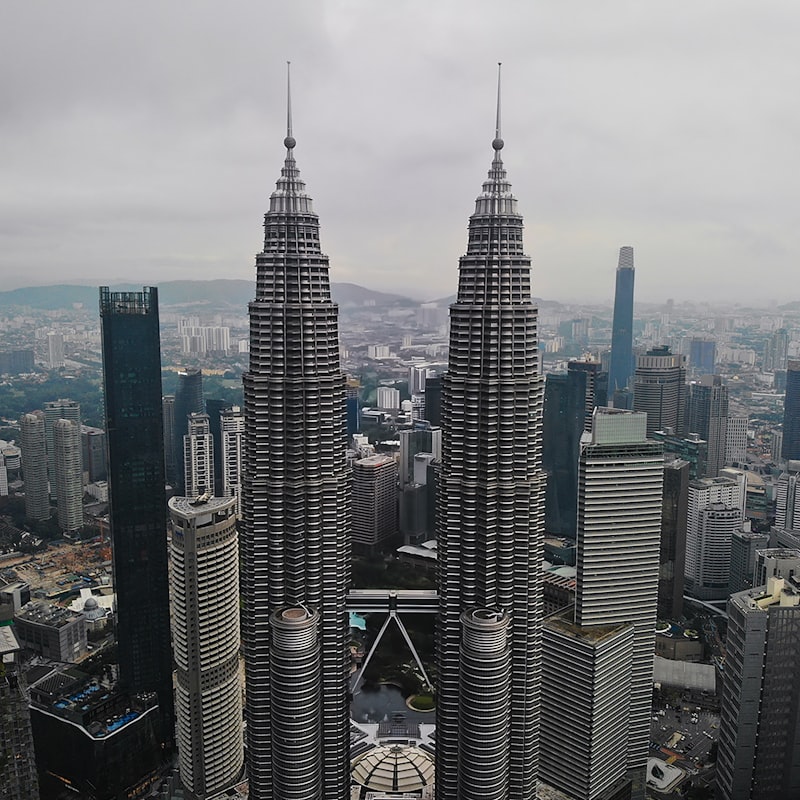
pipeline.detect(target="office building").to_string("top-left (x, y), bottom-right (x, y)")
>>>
top-left (686, 375), bottom-right (729, 477)
top-left (729, 524), bottom-right (770, 594)
top-left (47, 331), bottom-right (65, 369)
top-left (100, 286), bottom-right (174, 751)
top-left (633, 346), bottom-right (686, 437)
top-left (436, 88), bottom-right (546, 800)
top-left (20, 410), bottom-right (50, 521)
top-left (352, 454), bottom-right (398, 551)
top-left (0, 348), bottom-right (34, 375)
top-left (376, 386), bottom-right (401, 412)
top-left (775, 466), bottom-right (800, 531)
top-left (183, 412), bottom-right (214, 500)
top-left (725, 416), bottom-right (748, 466)
top-left (652, 430), bottom-right (707, 480)
top-left (689, 337), bottom-right (716, 376)
top-left (542, 369), bottom-right (586, 538)
top-left (424, 375), bottom-right (442, 426)
top-left (0, 627), bottom-right (40, 800)
top-left (30, 668), bottom-right (165, 799)
top-left (81, 425), bottom-right (107, 483)
top-left (409, 364), bottom-right (429, 395)
top-left (541, 409), bottom-right (663, 799)
top-left (659, 457), bottom-right (689, 620)
top-left (220, 405), bottom-right (244, 516)
top-left (169, 495), bottom-right (243, 798)
top-left (43, 398), bottom-right (81, 499)
top-left (239, 91), bottom-right (351, 800)
top-left (568, 357), bottom-right (609, 432)
top-left (717, 573), bottom-right (800, 800)
top-left (781, 360), bottom-right (800, 461)
top-left (204, 398), bottom-right (228, 497)
top-left (763, 327), bottom-right (789, 372)
top-left (608, 246), bottom-right (635, 395)
top-left (162, 394), bottom-right (177, 485)
top-left (684, 476), bottom-right (743, 601)
top-left (173, 367), bottom-right (205, 494)
top-left (14, 601), bottom-right (87, 661)
top-left (53, 418), bottom-right (83, 533)
top-left (752, 547), bottom-right (800, 587)
top-left (398, 425), bottom-right (441, 488)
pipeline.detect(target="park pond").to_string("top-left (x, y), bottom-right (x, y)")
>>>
top-left (350, 682), bottom-right (436, 725)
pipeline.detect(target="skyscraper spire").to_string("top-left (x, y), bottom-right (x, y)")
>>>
top-left (436, 70), bottom-right (545, 800)
top-left (494, 61), bottom-right (503, 149)
top-left (285, 60), bottom-right (295, 150)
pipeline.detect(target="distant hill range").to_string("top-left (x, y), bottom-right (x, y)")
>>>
top-left (0, 280), bottom-right (418, 312)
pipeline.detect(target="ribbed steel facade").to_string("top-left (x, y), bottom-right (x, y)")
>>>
top-left (436, 133), bottom-right (545, 800)
top-left (240, 133), bottom-right (350, 800)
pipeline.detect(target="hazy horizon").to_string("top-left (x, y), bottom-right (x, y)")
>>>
top-left (2, 2), bottom-right (799, 306)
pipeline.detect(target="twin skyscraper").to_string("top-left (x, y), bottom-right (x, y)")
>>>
top-left (240, 67), bottom-right (548, 800)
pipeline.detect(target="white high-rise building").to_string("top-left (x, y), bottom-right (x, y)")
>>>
top-left (20, 411), bottom-right (49, 522)
top-left (541, 408), bottom-right (663, 800)
top-left (46, 332), bottom-right (65, 369)
top-left (220, 406), bottom-right (244, 516)
top-left (183, 413), bottom-right (214, 500)
top-left (53, 419), bottom-right (83, 533)
top-left (376, 386), bottom-right (401, 412)
top-left (725, 415), bottom-right (748, 465)
top-left (684, 476), bottom-right (743, 600)
top-left (169, 494), bottom-right (243, 798)
top-left (408, 364), bottom-right (429, 395)
top-left (775, 467), bottom-right (800, 531)
top-left (43, 399), bottom-right (81, 500)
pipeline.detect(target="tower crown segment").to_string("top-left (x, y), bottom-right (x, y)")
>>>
top-left (473, 62), bottom-right (517, 218)
top-left (268, 61), bottom-right (313, 217)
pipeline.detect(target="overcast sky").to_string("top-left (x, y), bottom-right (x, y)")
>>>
top-left (1, 1), bottom-right (798, 305)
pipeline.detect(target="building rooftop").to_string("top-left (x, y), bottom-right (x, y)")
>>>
top-left (169, 493), bottom-right (237, 519)
top-left (16, 601), bottom-right (81, 628)
top-left (544, 606), bottom-right (632, 644)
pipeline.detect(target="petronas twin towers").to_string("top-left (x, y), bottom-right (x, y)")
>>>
top-left (240, 69), bottom-right (545, 800)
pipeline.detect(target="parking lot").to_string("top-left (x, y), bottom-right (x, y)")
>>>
top-left (649, 703), bottom-right (719, 774)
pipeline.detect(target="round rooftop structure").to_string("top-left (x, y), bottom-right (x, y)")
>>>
top-left (351, 744), bottom-right (435, 794)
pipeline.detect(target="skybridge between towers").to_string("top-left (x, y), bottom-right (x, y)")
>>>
top-left (346, 588), bottom-right (439, 614)
top-left (347, 589), bottom-right (439, 694)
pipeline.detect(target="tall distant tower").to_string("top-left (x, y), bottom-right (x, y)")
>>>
top-left (20, 411), bottom-right (49, 521)
top-left (686, 375), bottom-right (729, 477)
top-left (100, 286), bottom-right (174, 751)
top-left (53, 418), bottom-right (83, 533)
top-left (633, 345), bottom-right (686, 438)
top-left (436, 66), bottom-right (546, 800)
top-left (240, 67), bottom-right (350, 800)
top-left (781, 359), bottom-right (800, 462)
top-left (173, 367), bottom-right (205, 494)
top-left (43, 398), bottom-right (81, 499)
top-left (183, 412), bottom-right (214, 500)
top-left (220, 405), bottom-right (244, 516)
top-left (608, 246), bottom-right (635, 394)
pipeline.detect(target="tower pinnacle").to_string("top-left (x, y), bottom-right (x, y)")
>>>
top-left (284, 60), bottom-right (296, 150)
top-left (493, 62), bottom-right (504, 152)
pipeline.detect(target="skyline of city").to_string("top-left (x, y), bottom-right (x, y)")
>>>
top-left (4, 21), bottom-right (800, 796)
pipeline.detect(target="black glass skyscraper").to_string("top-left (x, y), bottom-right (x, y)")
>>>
top-left (100, 287), bottom-right (174, 750)
top-left (609, 246), bottom-right (635, 394)
top-left (782, 360), bottom-right (800, 462)
top-left (173, 367), bottom-right (204, 494)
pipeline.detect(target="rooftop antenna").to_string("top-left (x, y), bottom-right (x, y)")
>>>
top-left (285, 61), bottom-right (295, 150)
top-left (493, 62), bottom-right (504, 151)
